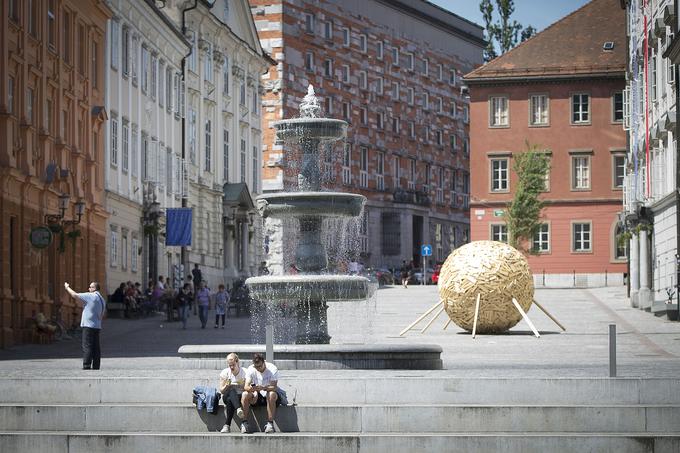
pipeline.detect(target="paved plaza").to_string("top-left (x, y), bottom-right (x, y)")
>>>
top-left (0, 285), bottom-right (679, 378)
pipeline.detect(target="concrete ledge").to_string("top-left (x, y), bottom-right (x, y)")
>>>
top-left (1, 432), bottom-right (678, 453)
top-left (178, 344), bottom-right (443, 370)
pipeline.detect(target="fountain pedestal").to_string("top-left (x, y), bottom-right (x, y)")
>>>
top-left (296, 301), bottom-right (330, 344)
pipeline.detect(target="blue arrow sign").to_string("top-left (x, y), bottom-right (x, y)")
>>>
top-left (421, 244), bottom-right (432, 256)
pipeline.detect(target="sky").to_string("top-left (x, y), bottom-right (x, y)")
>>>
top-left (430, 0), bottom-right (592, 34)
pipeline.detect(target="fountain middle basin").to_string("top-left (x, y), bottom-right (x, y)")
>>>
top-left (246, 275), bottom-right (371, 302)
top-left (256, 192), bottom-right (365, 219)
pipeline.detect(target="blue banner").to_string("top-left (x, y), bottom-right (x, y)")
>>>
top-left (165, 208), bottom-right (192, 246)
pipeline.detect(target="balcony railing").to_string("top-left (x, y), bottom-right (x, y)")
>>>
top-left (392, 188), bottom-right (431, 206)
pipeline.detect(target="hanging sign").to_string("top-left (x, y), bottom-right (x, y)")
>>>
top-left (29, 226), bottom-right (53, 249)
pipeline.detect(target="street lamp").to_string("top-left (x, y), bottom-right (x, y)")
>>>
top-left (45, 193), bottom-right (74, 225)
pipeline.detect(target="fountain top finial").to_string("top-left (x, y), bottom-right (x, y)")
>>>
top-left (300, 84), bottom-right (322, 118)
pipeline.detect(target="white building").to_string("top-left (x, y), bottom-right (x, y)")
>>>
top-left (623, 0), bottom-right (677, 310)
top-left (104, 0), bottom-right (190, 295)
top-left (163, 0), bottom-right (273, 287)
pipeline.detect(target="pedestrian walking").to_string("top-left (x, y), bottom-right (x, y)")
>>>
top-left (176, 283), bottom-right (193, 329)
top-left (196, 281), bottom-right (211, 329)
top-left (64, 281), bottom-right (106, 370)
top-left (214, 284), bottom-right (229, 329)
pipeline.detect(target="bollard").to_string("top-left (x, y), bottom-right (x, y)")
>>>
top-left (609, 324), bottom-right (616, 377)
top-left (266, 324), bottom-right (274, 363)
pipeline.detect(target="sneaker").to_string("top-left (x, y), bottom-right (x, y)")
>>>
top-left (264, 421), bottom-right (275, 433)
top-left (240, 421), bottom-right (249, 434)
top-left (221, 325), bottom-right (225, 329)
top-left (220, 424), bottom-right (230, 433)
top-left (236, 407), bottom-right (244, 419)
top-left (214, 325), bottom-right (218, 329)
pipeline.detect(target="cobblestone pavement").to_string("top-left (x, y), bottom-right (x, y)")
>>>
top-left (1, 285), bottom-right (679, 378)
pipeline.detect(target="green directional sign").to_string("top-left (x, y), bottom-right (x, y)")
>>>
top-left (493, 210), bottom-right (505, 217)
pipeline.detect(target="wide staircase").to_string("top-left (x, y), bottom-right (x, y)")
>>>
top-left (1, 373), bottom-right (679, 452)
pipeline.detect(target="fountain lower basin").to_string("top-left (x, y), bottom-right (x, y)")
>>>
top-left (271, 117), bottom-right (348, 143)
top-left (256, 192), bottom-right (365, 219)
top-left (246, 275), bottom-right (372, 302)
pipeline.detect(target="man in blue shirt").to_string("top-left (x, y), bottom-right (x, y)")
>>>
top-left (64, 281), bottom-right (105, 370)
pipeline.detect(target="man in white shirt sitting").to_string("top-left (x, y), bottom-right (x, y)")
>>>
top-left (240, 353), bottom-right (280, 434)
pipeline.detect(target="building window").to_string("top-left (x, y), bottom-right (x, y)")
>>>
top-left (9, 0), bottom-right (19, 23)
top-left (450, 100), bottom-right (457, 117)
top-left (450, 134), bottom-right (457, 151)
top-left (323, 20), bottom-right (332, 39)
top-left (407, 87), bottom-right (414, 105)
top-left (392, 81), bottom-right (400, 100)
top-left (187, 31), bottom-right (197, 73)
top-left (408, 121), bottom-right (415, 139)
top-left (240, 138), bottom-right (246, 182)
top-left (26, 88), bottom-right (34, 124)
top-left (223, 1), bottom-right (230, 20)
top-left (28, 0), bottom-right (37, 37)
top-left (394, 156), bottom-right (401, 187)
top-left (405, 52), bottom-right (414, 71)
top-left (376, 112), bottom-right (384, 129)
top-left (122, 123), bottom-right (129, 172)
top-left (150, 55), bottom-right (157, 98)
top-left (252, 146), bottom-right (258, 193)
top-left (359, 34), bottom-right (367, 53)
top-left (422, 58), bottom-right (429, 76)
top-left (572, 93), bottom-right (590, 124)
top-left (490, 158), bottom-right (509, 192)
top-left (78, 24), bottom-right (86, 75)
top-left (529, 94), bottom-right (548, 125)
top-left (323, 59), bottom-right (333, 77)
top-left (463, 105), bottom-right (469, 123)
top-left (491, 224), bottom-right (508, 243)
top-left (377, 151), bottom-right (385, 191)
top-left (158, 62), bottom-right (165, 107)
top-left (422, 92), bottom-right (429, 110)
top-left (63, 11), bottom-right (72, 63)
top-left (360, 107), bottom-right (367, 125)
top-left (223, 57), bottom-right (230, 96)
top-left (188, 109), bottom-right (196, 164)
top-left (205, 118), bottom-right (212, 172)
top-left (612, 91), bottom-right (624, 123)
top-left (223, 129), bottom-right (229, 182)
top-left (342, 143), bottom-right (351, 185)
top-left (341, 64), bottom-right (350, 83)
top-left (573, 222), bottom-right (592, 252)
top-left (131, 237), bottom-right (138, 272)
top-left (572, 154), bottom-right (591, 190)
top-left (392, 47), bottom-right (400, 66)
top-left (325, 97), bottom-right (333, 115)
top-left (121, 233), bottom-right (128, 270)
top-left (376, 76), bottom-right (383, 95)
top-left (141, 47), bottom-right (149, 93)
top-left (409, 159), bottom-right (416, 190)
top-left (360, 146), bottom-right (368, 187)
top-left (239, 81), bottom-right (246, 106)
top-left (304, 13), bottom-right (315, 34)
top-left (131, 127), bottom-right (138, 176)
top-left (110, 229), bottom-right (118, 267)
top-left (613, 154), bottom-right (626, 188)
top-left (358, 70), bottom-right (367, 90)
top-left (392, 116), bottom-right (400, 134)
top-left (342, 101), bottom-right (351, 120)
top-left (489, 96), bottom-right (509, 127)
top-left (110, 117), bottom-right (118, 166)
top-left (376, 41), bottom-right (384, 60)
top-left (449, 69), bottom-right (457, 85)
top-left (342, 27), bottom-right (350, 46)
top-left (305, 52), bottom-right (314, 71)
top-left (121, 26), bottom-right (129, 75)
top-left (435, 130), bottom-right (443, 146)
top-left (204, 42), bottom-right (213, 83)
top-left (533, 223), bottom-right (550, 253)
top-left (47, 0), bottom-right (56, 50)
top-left (614, 223), bottom-right (627, 260)
top-left (436, 97), bottom-right (443, 113)
top-left (437, 64), bottom-right (443, 81)
top-left (462, 138), bottom-right (469, 156)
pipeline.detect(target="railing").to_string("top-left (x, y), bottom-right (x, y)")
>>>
top-left (450, 191), bottom-right (469, 209)
top-left (392, 188), bottom-right (430, 206)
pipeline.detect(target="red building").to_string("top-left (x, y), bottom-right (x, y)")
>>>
top-left (464, 0), bottom-right (627, 287)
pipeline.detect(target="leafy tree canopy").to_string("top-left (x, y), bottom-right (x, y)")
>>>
top-left (479, 0), bottom-right (536, 62)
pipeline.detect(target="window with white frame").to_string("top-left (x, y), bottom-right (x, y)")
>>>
top-left (436, 130), bottom-right (443, 146)
top-left (449, 69), bottom-right (456, 85)
top-left (437, 64), bottom-right (443, 81)
top-left (141, 46), bottom-right (149, 93)
top-left (166, 148), bottom-right (173, 193)
top-left (462, 138), bottom-right (469, 156)
top-left (323, 20), bottom-right (332, 39)
top-left (150, 54), bottom-right (157, 99)
top-left (122, 26), bottom-right (130, 76)
top-left (450, 134), bottom-right (457, 151)
top-left (463, 105), bottom-right (469, 123)
top-left (48, 0), bottom-right (56, 49)
top-left (121, 232), bottom-right (128, 270)
top-left (408, 121), bottom-right (415, 139)
top-left (572, 222), bottom-right (591, 252)
top-left (141, 133), bottom-right (149, 179)
top-left (358, 70), bottom-right (367, 89)
top-left (342, 27), bottom-right (350, 46)
top-left (533, 223), bottom-right (550, 252)
top-left (422, 58), bottom-right (428, 76)
top-left (304, 13), bottom-right (315, 34)
top-left (392, 116), bottom-right (400, 134)
top-left (27, 87), bottom-right (34, 123)
top-left (490, 158), bottom-right (509, 192)
top-left (324, 59), bottom-right (333, 77)
top-left (204, 42), bottom-right (213, 83)
top-left (530, 94), bottom-right (548, 125)
top-left (166, 68), bottom-right (173, 111)
top-left (491, 224), bottom-right (508, 243)
top-left (613, 154), bottom-right (625, 188)
top-left (239, 81), bottom-right (245, 105)
top-left (158, 62), bottom-right (165, 107)
top-left (110, 228), bottom-right (118, 267)
top-left (612, 91), bottom-right (623, 122)
top-left (240, 138), bottom-right (246, 182)
top-left (376, 76), bottom-right (383, 95)
top-left (405, 52), bottom-right (413, 70)
top-left (651, 49), bottom-right (657, 102)
top-left (436, 97), bottom-right (443, 113)
top-left (111, 117), bottom-right (118, 166)
top-left (341, 64), bottom-right (350, 83)
top-left (205, 118), bottom-right (212, 172)
top-left (408, 159), bottom-right (416, 190)
top-left (489, 96), bottom-right (508, 127)
top-left (571, 93), bottom-right (590, 123)
top-left (360, 107), bottom-right (367, 125)
top-left (394, 156), bottom-right (401, 187)
top-left (342, 143), bottom-right (351, 185)
top-left (376, 111), bottom-right (384, 129)
top-left (376, 41), bottom-right (383, 60)
top-left (131, 237), bottom-right (138, 272)
top-left (111, 20), bottom-right (119, 69)
top-left (252, 87), bottom-right (258, 114)
top-left (188, 109), bottom-right (197, 164)
top-left (359, 34), bottom-right (367, 52)
top-left (122, 122), bottom-right (129, 172)
top-left (252, 146), bottom-right (259, 193)
top-left (131, 36), bottom-right (139, 85)
top-left (305, 52), bottom-right (314, 71)
top-left (131, 126), bottom-right (138, 176)
top-left (424, 163), bottom-right (431, 191)
top-left (342, 101), bottom-right (351, 120)
top-left (392, 81), bottom-right (399, 100)
top-left (187, 31), bottom-right (197, 73)
top-left (436, 167), bottom-right (444, 203)
top-left (325, 96), bottom-right (333, 115)
top-left (407, 87), bottom-right (414, 105)
top-left (571, 154), bottom-right (590, 189)
top-left (422, 91), bottom-right (429, 110)
top-left (223, 129), bottom-right (229, 182)
top-left (392, 46), bottom-right (400, 66)
top-left (222, 57), bottom-right (230, 96)
top-left (614, 223), bottom-right (627, 260)
top-left (377, 151), bottom-right (385, 191)
top-left (360, 146), bottom-right (368, 187)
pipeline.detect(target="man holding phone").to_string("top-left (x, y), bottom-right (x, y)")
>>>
top-left (64, 281), bottom-right (105, 370)
top-left (240, 353), bottom-right (280, 433)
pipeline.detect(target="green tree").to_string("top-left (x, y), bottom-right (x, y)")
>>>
top-left (479, 0), bottom-right (536, 62)
top-left (505, 143), bottom-right (550, 253)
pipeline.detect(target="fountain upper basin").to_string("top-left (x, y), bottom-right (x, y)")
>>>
top-left (272, 118), bottom-right (348, 143)
top-left (246, 275), bottom-right (372, 302)
top-left (256, 192), bottom-right (366, 219)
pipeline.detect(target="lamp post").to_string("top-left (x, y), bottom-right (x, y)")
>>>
top-left (144, 201), bottom-right (162, 284)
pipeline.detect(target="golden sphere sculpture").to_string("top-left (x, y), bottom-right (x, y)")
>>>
top-left (438, 240), bottom-right (534, 334)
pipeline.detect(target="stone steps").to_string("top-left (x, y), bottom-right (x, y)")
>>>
top-left (1, 376), bottom-right (678, 405)
top-left (1, 432), bottom-right (679, 453)
top-left (1, 403), bottom-right (679, 433)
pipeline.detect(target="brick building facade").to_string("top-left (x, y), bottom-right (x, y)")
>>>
top-left (0, 0), bottom-right (112, 347)
top-left (251, 0), bottom-right (484, 270)
top-left (465, 0), bottom-right (627, 287)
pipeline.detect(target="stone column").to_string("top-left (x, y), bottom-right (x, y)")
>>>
top-left (639, 229), bottom-right (652, 310)
top-left (630, 235), bottom-right (640, 308)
